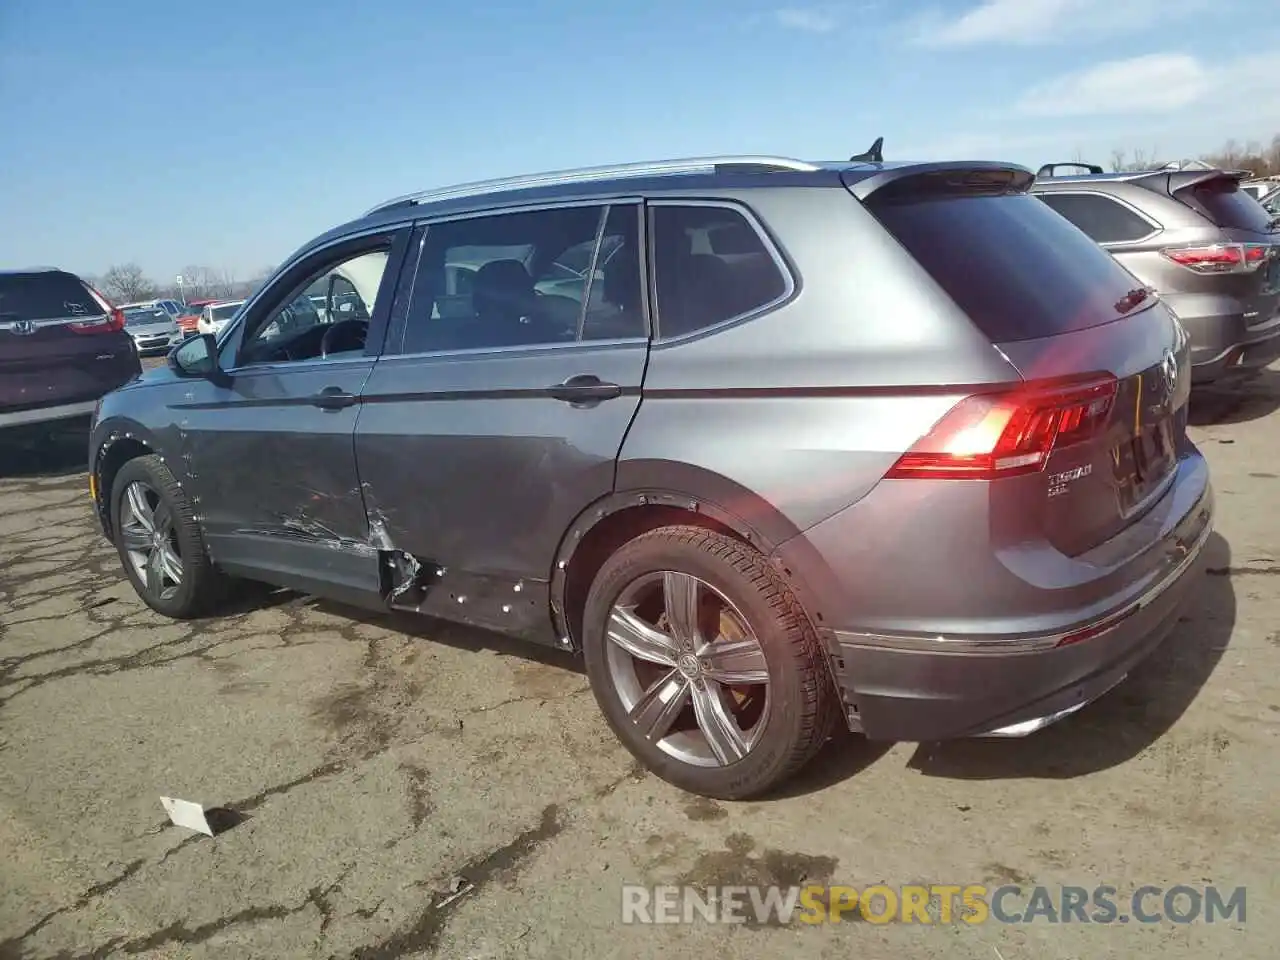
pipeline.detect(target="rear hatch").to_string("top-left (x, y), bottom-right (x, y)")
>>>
top-left (1154, 170), bottom-right (1280, 331)
top-left (0, 270), bottom-right (140, 414)
top-left (851, 166), bottom-right (1189, 556)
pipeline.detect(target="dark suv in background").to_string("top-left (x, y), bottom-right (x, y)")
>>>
top-left (88, 153), bottom-right (1212, 799)
top-left (1, 268), bottom-right (140, 435)
top-left (1031, 163), bottom-right (1280, 385)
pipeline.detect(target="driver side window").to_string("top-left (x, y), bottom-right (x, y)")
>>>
top-left (238, 245), bottom-right (392, 366)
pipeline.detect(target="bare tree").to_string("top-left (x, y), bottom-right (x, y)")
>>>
top-left (101, 263), bottom-right (156, 303)
top-left (1109, 148), bottom-right (1127, 173)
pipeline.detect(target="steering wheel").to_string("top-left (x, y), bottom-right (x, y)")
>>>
top-left (320, 319), bottom-right (368, 358)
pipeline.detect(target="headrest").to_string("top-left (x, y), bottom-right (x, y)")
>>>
top-left (472, 259), bottom-right (535, 319)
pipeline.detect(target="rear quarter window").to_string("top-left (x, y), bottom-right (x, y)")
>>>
top-left (650, 205), bottom-right (789, 339)
top-left (0, 272), bottom-right (105, 323)
top-left (867, 191), bottom-right (1150, 343)
top-left (1036, 193), bottom-right (1157, 244)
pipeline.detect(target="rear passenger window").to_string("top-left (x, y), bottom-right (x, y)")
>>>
top-left (1037, 193), bottom-right (1156, 243)
top-left (582, 205), bottom-right (645, 341)
top-left (650, 205), bottom-right (788, 339)
top-left (399, 204), bottom-right (644, 354)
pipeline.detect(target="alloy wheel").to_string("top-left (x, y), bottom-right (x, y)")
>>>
top-left (605, 571), bottom-right (772, 767)
top-left (119, 481), bottom-right (183, 602)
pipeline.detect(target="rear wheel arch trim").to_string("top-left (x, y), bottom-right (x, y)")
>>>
top-left (549, 487), bottom-right (822, 651)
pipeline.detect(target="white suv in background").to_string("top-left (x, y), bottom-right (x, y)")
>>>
top-left (196, 299), bottom-right (245, 336)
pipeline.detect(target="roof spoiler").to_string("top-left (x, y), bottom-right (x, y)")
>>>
top-left (843, 161), bottom-right (1035, 201)
top-left (849, 137), bottom-right (884, 164)
top-left (1134, 167), bottom-right (1250, 196)
top-left (1036, 162), bottom-right (1105, 177)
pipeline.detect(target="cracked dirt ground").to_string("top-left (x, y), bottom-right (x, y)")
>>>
top-left (2, 375), bottom-right (1280, 959)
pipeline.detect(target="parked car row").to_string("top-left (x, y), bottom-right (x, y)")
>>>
top-left (79, 144), bottom-right (1243, 800)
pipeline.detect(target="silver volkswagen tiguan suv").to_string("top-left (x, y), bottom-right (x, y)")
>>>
top-left (89, 152), bottom-right (1213, 799)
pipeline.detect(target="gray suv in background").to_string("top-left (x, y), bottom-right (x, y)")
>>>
top-left (1, 268), bottom-right (141, 434)
top-left (88, 154), bottom-right (1213, 799)
top-left (1031, 163), bottom-right (1280, 385)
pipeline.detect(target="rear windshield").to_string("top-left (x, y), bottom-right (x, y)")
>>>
top-left (125, 308), bottom-right (169, 325)
top-left (211, 303), bottom-right (241, 321)
top-left (0, 271), bottom-right (105, 323)
top-left (1178, 178), bottom-right (1276, 233)
top-left (867, 191), bottom-right (1150, 343)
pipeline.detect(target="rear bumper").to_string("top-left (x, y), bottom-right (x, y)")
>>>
top-left (1190, 329), bottom-right (1280, 384)
top-left (0, 399), bottom-right (98, 429)
top-left (1185, 307), bottom-right (1280, 384)
top-left (825, 487), bottom-right (1212, 741)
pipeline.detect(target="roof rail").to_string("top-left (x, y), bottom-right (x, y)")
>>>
top-left (363, 155), bottom-right (823, 216)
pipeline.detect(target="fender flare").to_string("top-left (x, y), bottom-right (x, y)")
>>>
top-left (547, 483), bottom-right (820, 646)
top-left (90, 418), bottom-right (169, 533)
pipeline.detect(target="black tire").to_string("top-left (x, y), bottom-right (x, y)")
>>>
top-left (110, 454), bottom-right (227, 619)
top-left (582, 524), bottom-right (838, 800)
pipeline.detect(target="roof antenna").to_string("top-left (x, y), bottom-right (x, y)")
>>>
top-left (850, 136), bottom-right (884, 164)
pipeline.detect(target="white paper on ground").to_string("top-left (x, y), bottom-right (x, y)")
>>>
top-left (160, 796), bottom-right (214, 836)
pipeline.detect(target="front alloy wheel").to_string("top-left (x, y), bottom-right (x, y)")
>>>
top-left (119, 480), bottom-right (184, 602)
top-left (109, 453), bottom-right (226, 619)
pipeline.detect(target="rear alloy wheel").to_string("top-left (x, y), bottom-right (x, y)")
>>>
top-left (110, 454), bottom-right (225, 618)
top-left (583, 525), bottom-right (836, 799)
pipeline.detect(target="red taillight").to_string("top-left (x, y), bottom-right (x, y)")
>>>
top-left (1160, 242), bottom-right (1271, 274)
top-left (69, 307), bottom-right (125, 334)
top-left (887, 376), bottom-right (1118, 481)
top-left (73, 285), bottom-right (127, 334)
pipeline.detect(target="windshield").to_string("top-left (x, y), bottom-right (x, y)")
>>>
top-left (124, 308), bottom-right (170, 326)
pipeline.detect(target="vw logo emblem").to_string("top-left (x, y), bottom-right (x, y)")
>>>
top-left (1160, 349), bottom-right (1178, 399)
top-left (9, 320), bottom-right (36, 336)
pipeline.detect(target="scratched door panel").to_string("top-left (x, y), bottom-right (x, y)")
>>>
top-left (172, 359), bottom-right (384, 607)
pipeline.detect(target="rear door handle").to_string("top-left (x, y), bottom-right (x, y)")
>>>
top-left (547, 375), bottom-right (622, 403)
top-left (311, 386), bottom-right (357, 410)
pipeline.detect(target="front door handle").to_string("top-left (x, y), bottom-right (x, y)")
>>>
top-left (311, 386), bottom-right (357, 411)
top-left (547, 375), bottom-right (622, 403)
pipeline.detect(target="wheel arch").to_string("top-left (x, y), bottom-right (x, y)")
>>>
top-left (91, 419), bottom-right (167, 537)
top-left (550, 470), bottom-right (812, 651)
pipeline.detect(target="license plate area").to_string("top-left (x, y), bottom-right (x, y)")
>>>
top-left (1114, 417), bottom-right (1175, 514)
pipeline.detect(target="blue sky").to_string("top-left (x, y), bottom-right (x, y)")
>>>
top-left (2, 0), bottom-right (1278, 281)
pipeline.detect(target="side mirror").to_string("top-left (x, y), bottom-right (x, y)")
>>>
top-left (168, 333), bottom-right (230, 386)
